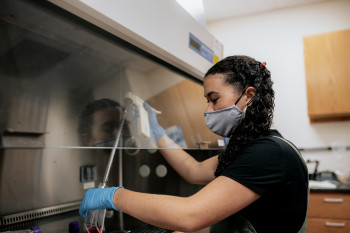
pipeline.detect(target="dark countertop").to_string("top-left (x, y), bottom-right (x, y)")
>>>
top-left (310, 184), bottom-right (350, 193)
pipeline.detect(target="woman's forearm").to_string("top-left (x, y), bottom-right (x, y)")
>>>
top-left (156, 135), bottom-right (216, 184)
top-left (113, 176), bottom-right (259, 232)
top-left (114, 188), bottom-right (202, 232)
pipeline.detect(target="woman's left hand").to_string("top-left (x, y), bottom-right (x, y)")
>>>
top-left (79, 186), bottom-right (124, 218)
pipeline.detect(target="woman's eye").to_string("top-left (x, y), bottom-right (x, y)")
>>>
top-left (206, 98), bottom-right (218, 104)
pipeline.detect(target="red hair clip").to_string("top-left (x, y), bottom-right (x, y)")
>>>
top-left (260, 62), bottom-right (266, 69)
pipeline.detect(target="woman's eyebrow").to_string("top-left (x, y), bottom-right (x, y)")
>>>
top-left (205, 91), bottom-right (219, 98)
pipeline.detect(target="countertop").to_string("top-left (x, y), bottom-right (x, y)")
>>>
top-left (310, 183), bottom-right (350, 193)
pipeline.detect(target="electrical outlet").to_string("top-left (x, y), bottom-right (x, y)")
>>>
top-left (80, 165), bottom-right (97, 182)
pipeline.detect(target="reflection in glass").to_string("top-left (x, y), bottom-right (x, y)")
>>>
top-left (0, 1), bottom-right (222, 228)
top-left (0, 0), bottom-right (220, 150)
top-left (78, 99), bottom-right (127, 147)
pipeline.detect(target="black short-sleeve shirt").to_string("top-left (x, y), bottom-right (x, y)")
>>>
top-left (219, 130), bottom-right (308, 233)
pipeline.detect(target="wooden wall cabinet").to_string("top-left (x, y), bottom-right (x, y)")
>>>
top-left (307, 192), bottom-right (350, 233)
top-left (147, 79), bottom-right (221, 148)
top-left (303, 29), bottom-right (350, 123)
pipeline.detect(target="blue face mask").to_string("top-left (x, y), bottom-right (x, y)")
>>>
top-left (204, 104), bottom-right (243, 137)
top-left (204, 89), bottom-right (254, 137)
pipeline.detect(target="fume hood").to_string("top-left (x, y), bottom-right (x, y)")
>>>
top-left (49, 0), bottom-right (223, 80)
top-left (0, 0), bottom-right (223, 232)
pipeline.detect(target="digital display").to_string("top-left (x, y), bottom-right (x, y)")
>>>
top-left (189, 33), bottom-right (213, 63)
top-left (189, 37), bottom-right (201, 52)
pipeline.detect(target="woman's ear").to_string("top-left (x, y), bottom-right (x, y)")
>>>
top-left (246, 87), bottom-right (256, 105)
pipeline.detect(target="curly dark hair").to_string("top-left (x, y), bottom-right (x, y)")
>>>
top-left (204, 55), bottom-right (275, 177)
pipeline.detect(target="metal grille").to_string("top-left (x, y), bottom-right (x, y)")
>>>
top-left (0, 201), bottom-right (80, 226)
top-left (110, 225), bottom-right (173, 233)
top-left (130, 225), bottom-right (173, 233)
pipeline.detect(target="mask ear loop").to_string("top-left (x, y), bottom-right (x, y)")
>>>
top-left (242, 96), bottom-right (255, 119)
top-left (235, 87), bottom-right (248, 105)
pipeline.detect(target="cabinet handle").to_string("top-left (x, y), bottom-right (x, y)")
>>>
top-left (325, 222), bottom-right (346, 227)
top-left (323, 197), bottom-right (344, 203)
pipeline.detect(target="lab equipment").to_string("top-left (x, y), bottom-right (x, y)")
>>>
top-left (101, 106), bottom-right (128, 189)
top-left (124, 92), bottom-right (161, 148)
top-left (69, 221), bottom-right (79, 233)
top-left (125, 92), bottom-right (151, 138)
top-left (85, 208), bottom-right (105, 233)
top-left (84, 106), bottom-right (128, 233)
top-left (143, 103), bottom-right (165, 142)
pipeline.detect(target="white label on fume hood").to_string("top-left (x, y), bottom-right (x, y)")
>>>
top-left (189, 33), bottom-right (214, 63)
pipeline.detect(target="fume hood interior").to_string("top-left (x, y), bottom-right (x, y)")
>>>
top-left (0, 0), bottom-right (222, 232)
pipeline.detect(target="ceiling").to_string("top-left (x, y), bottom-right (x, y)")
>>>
top-left (202, 0), bottom-right (331, 23)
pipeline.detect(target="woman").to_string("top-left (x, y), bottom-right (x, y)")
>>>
top-left (79, 55), bottom-right (308, 233)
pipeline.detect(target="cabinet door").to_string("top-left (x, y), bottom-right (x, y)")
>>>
top-left (307, 218), bottom-right (350, 233)
top-left (303, 29), bottom-right (350, 122)
top-left (308, 192), bottom-right (350, 219)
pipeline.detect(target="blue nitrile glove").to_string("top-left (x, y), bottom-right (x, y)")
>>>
top-left (144, 103), bottom-right (165, 142)
top-left (79, 186), bottom-right (124, 218)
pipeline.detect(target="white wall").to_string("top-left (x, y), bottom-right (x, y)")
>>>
top-left (207, 0), bottom-right (350, 173)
